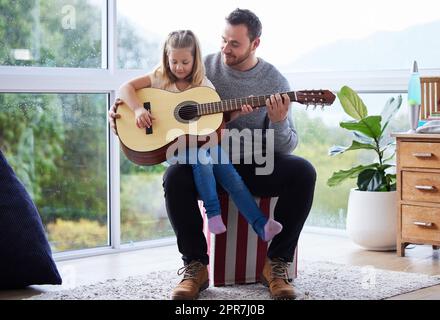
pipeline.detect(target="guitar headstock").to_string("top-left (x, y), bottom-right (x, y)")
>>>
top-left (296, 90), bottom-right (336, 109)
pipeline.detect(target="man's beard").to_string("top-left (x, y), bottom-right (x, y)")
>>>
top-left (223, 45), bottom-right (252, 67)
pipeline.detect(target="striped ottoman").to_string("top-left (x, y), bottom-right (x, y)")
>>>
top-left (199, 194), bottom-right (298, 287)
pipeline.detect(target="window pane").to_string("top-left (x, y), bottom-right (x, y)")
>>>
top-left (294, 92), bottom-right (408, 228)
top-left (120, 159), bottom-right (174, 243)
top-left (117, 0), bottom-right (219, 70)
top-left (0, 0), bottom-right (104, 68)
top-left (117, 14), bottom-right (161, 70)
top-left (0, 93), bottom-right (108, 252)
top-left (116, 0), bottom-right (439, 71)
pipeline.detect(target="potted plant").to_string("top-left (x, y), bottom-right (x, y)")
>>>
top-left (327, 86), bottom-right (402, 250)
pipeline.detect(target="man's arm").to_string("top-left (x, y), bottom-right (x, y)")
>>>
top-left (268, 109), bottom-right (298, 154)
top-left (266, 81), bottom-right (298, 154)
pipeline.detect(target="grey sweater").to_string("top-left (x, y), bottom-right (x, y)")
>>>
top-left (204, 52), bottom-right (298, 160)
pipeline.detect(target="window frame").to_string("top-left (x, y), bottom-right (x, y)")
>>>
top-left (0, 0), bottom-right (439, 260)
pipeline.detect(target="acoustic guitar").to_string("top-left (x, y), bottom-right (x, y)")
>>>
top-left (115, 87), bottom-right (335, 165)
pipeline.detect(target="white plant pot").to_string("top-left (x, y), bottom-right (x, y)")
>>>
top-left (346, 188), bottom-right (397, 251)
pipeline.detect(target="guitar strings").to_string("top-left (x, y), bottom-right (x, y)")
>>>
top-left (179, 97), bottom-right (267, 117)
top-left (178, 99), bottom-right (327, 116)
top-left (176, 92), bottom-right (327, 117)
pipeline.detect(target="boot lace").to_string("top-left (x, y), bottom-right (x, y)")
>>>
top-left (177, 261), bottom-right (204, 281)
top-left (270, 258), bottom-right (291, 282)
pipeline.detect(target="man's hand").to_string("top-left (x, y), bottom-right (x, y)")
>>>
top-left (108, 98), bottom-right (123, 135)
top-left (266, 93), bottom-right (290, 123)
top-left (228, 104), bottom-right (255, 122)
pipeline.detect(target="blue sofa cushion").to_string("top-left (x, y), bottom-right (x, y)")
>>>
top-left (0, 150), bottom-right (62, 289)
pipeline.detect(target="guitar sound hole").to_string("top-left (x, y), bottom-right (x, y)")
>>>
top-left (176, 103), bottom-right (199, 123)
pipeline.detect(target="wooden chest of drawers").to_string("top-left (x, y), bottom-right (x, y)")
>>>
top-left (393, 133), bottom-right (440, 256)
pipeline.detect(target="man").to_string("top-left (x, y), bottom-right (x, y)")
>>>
top-left (109, 8), bottom-right (316, 300)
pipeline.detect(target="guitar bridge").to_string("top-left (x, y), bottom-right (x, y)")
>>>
top-left (144, 102), bottom-right (153, 135)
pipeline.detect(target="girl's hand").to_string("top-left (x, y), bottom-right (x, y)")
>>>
top-left (229, 104), bottom-right (257, 122)
top-left (134, 107), bottom-right (156, 128)
top-left (229, 105), bottom-right (256, 122)
top-left (228, 98), bottom-right (257, 122)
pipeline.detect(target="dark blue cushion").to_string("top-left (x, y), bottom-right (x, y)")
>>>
top-left (0, 150), bottom-right (62, 289)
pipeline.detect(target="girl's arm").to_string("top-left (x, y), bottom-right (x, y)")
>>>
top-left (118, 75), bottom-right (154, 129)
top-left (118, 75), bottom-right (152, 112)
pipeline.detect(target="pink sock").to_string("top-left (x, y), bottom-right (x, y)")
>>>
top-left (208, 215), bottom-right (226, 234)
top-left (263, 218), bottom-right (283, 241)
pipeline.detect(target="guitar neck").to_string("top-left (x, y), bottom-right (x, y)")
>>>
top-left (197, 91), bottom-right (298, 116)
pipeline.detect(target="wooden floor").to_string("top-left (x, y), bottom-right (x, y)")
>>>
top-left (1, 231), bottom-right (440, 300)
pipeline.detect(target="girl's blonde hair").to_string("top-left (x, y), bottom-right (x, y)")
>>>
top-left (155, 30), bottom-right (205, 88)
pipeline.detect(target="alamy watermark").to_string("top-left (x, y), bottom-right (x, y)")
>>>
top-left (361, 265), bottom-right (377, 290)
top-left (165, 123), bottom-right (275, 175)
top-left (59, 264), bottom-right (77, 289)
top-left (61, 5), bottom-right (76, 30)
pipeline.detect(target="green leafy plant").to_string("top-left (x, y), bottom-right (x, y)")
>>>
top-left (327, 86), bottom-right (402, 191)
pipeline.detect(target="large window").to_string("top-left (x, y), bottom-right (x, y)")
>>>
top-left (0, 0), bottom-right (438, 256)
top-left (0, 0), bottom-right (104, 68)
top-left (120, 159), bottom-right (174, 244)
top-left (0, 93), bottom-right (108, 252)
top-left (116, 0), bottom-right (439, 71)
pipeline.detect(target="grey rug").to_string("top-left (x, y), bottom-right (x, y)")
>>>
top-left (29, 260), bottom-right (440, 300)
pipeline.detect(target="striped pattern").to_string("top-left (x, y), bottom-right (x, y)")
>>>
top-left (421, 77), bottom-right (440, 119)
top-left (200, 195), bottom-right (297, 287)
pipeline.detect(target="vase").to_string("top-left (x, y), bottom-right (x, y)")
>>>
top-left (346, 189), bottom-right (397, 251)
top-left (407, 105), bottom-right (421, 133)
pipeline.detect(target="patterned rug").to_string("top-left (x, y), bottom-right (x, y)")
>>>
top-left (28, 260), bottom-right (440, 300)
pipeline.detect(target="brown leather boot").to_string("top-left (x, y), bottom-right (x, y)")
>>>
top-left (260, 258), bottom-right (297, 300)
top-left (171, 261), bottom-right (209, 300)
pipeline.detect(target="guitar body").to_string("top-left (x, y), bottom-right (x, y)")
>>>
top-left (116, 87), bottom-right (224, 165)
top-left (115, 86), bottom-right (336, 166)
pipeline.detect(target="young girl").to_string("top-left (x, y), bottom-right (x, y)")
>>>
top-left (118, 30), bottom-right (282, 241)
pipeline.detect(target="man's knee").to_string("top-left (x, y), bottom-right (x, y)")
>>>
top-left (299, 158), bottom-right (317, 184)
top-left (284, 156), bottom-right (317, 186)
top-left (163, 164), bottom-right (195, 192)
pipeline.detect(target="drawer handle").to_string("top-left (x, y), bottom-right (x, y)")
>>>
top-left (413, 221), bottom-right (433, 227)
top-left (412, 152), bottom-right (433, 158)
top-left (415, 185), bottom-right (436, 191)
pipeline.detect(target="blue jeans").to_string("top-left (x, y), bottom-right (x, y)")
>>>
top-left (175, 145), bottom-right (268, 238)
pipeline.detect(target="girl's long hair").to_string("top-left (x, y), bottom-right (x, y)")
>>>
top-left (154, 30), bottom-right (205, 88)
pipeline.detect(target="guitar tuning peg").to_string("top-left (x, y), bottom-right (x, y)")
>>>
top-left (305, 104), bottom-right (309, 110)
top-left (313, 105), bottom-right (317, 111)
top-left (321, 105), bottom-right (325, 111)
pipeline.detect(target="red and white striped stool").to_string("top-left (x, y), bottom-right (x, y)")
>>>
top-left (199, 194), bottom-right (298, 287)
